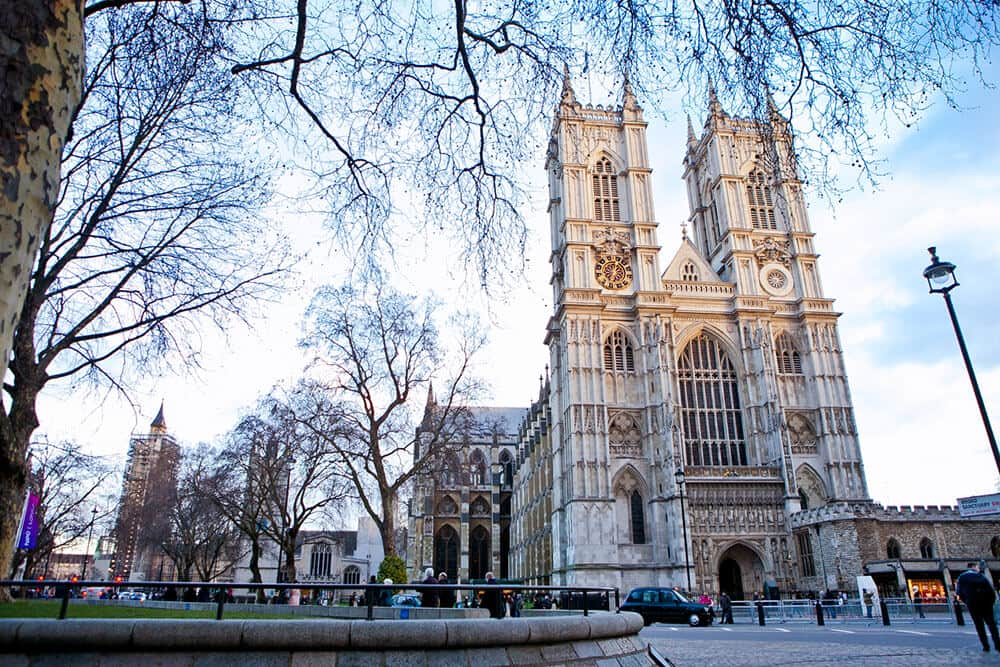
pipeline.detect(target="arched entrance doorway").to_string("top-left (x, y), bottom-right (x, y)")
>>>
top-left (717, 543), bottom-right (765, 601)
top-left (434, 524), bottom-right (459, 582)
top-left (719, 558), bottom-right (743, 601)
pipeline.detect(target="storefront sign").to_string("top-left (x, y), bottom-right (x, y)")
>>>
top-left (957, 493), bottom-right (1000, 517)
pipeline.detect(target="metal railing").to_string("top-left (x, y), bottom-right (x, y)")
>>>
top-left (1, 579), bottom-right (619, 622)
top-left (727, 597), bottom-right (964, 625)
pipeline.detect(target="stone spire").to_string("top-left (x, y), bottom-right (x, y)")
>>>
top-left (560, 63), bottom-right (577, 106)
top-left (686, 114), bottom-right (697, 146)
top-left (707, 83), bottom-right (727, 127)
top-left (150, 401), bottom-right (167, 432)
top-left (622, 75), bottom-right (638, 110)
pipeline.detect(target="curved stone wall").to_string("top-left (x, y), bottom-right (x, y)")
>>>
top-left (1, 611), bottom-right (649, 666)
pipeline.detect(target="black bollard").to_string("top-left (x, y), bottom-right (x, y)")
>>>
top-left (367, 584), bottom-right (375, 621)
top-left (757, 601), bottom-right (766, 626)
top-left (954, 599), bottom-right (965, 626)
top-left (880, 599), bottom-right (890, 626)
top-left (58, 585), bottom-right (71, 620)
top-left (816, 600), bottom-right (825, 626)
top-left (215, 589), bottom-right (226, 621)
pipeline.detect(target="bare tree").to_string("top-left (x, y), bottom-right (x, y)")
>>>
top-left (288, 282), bottom-right (486, 558)
top-left (10, 439), bottom-right (116, 579)
top-left (202, 415), bottom-right (275, 598)
top-left (4, 0), bottom-right (1000, 589)
top-left (0, 5), bottom-right (289, 596)
top-left (161, 445), bottom-right (243, 583)
top-left (214, 396), bottom-right (352, 585)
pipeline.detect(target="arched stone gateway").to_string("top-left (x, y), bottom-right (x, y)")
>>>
top-left (717, 543), bottom-right (765, 601)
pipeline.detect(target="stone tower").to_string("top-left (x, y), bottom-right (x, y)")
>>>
top-left (531, 73), bottom-right (871, 598)
top-left (111, 402), bottom-right (180, 581)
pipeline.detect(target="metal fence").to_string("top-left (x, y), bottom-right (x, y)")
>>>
top-left (1, 579), bottom-right (620, 622)
top-left (728, 597), bottom-right (963, 625)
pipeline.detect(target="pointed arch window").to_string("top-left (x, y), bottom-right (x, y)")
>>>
top-left (678, 334), bottom-right (747, 466)
top-left (603, 330), bottom-right (635, 372)
top-left (434, 525), bottom-right (459, 582)
top-left (886, 538), bottom-right (901, 559)
top-left (469, 525), bottom-right (490, 580)
top-left (343, 565), bottom-right (361, 585)
top-left (441, 453), bottom-right (461, 487)
top-left (775, 334), bottom-right (803, 374)
top-left (592, 157), bottom-right (621, 221)
top-left (309, 543), bottom-right (332, 577)
top-left (469, 449), bottom-right (487, 486)
top-left (919, 538), bottom-right (935, 559)
top-left (746, 171), bottom-right (776, 230)
top-left (681, 261), bottom-right (699, 282)
top-left (630, 490), bottom-right (646, 544)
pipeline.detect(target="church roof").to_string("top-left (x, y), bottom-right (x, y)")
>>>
top-left (662, 237), bottom-right (720, 284)
top-left (466, 406), bottom-right (525, 437)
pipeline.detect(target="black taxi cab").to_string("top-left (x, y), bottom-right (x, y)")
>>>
top-left (619, 587), bottom-right (713, 626)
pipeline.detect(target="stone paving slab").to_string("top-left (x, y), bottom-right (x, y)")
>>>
top-left (646, 635), bottom-right (1000, 666)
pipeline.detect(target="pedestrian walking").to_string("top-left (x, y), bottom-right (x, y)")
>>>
top-left (862, 589), bottom-right (874, 619)
top-left (719, 591), bottom-right (734, 624)
top-left (912, 587), bottom-right (925, 619)
top-left (482, 571), bottom-right (505, 619)
top-left (956, 562), bottom-right (1000, 653)
top-left (437, 572), bottom-right (456, 608)
top-left (420, 567), bottom-right (439, 608)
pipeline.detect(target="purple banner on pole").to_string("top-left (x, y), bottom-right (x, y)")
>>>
top-left (17, 493), bottom-right (40, 549)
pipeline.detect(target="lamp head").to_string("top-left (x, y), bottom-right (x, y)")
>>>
top-left (922, 246), bottom-right (958, 293)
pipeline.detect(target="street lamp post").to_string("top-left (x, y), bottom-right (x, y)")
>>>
top-left (674, 468), bottom-right (692, 592)
top-left (81, 506), bottom-right (98, 580)
top-left (922, 247), bottom-right (1000, 475)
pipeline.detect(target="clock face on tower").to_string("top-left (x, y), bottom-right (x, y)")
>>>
top-left (595, 255), bottom-right (633, 290)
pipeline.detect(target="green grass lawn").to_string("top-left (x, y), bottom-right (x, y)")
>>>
top-left (0, 601), bottom-right (301, 620)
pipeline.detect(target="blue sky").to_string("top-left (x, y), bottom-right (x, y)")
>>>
top-left (35, 70), bottom-right (1000, 512)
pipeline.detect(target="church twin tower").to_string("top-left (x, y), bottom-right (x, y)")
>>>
top-left (534, 73), bottom-right (870, 595)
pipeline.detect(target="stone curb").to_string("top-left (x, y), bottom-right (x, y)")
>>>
top-left (0, 611), bottom-right (644, 652)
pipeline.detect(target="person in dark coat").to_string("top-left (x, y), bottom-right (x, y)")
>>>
top-left (482, 571), bottom-right (505, 619)
top-left (719, 592), bottom-right (734, 624)
top-left (956, 562), bottom-right (1000, 652)
top-left (437, 572), bottom-right (456, 609)
top-left (912, 587), bottom-right (925, 619)
top-left (421, 568), bottom-right (439, 608)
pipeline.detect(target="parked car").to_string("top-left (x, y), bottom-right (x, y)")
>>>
top-left (116, 590), bottom-right (147, 601)
top-left (619, 587), bottom-right (713, 627)
top-left (390, 594), bottom-right (422, 607)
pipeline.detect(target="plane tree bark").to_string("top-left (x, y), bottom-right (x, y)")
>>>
top-left (0, 4), bottom-right (288, 598)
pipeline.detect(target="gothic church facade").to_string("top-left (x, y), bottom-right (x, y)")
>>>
top-left (508, 75), bottom-right (871, 599)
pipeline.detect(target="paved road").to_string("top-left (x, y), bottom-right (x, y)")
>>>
top-left (641, 622), bottom-right (1000, 665)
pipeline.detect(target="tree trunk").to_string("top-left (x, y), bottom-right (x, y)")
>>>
top-left (0, 0), bottom-right (84, 604)
top-left (283, 528), bottom-right (298, 583)
top-left (379, 492), bottom-right (398, 557)
top-left (248, 537), bottom-right (264, 602)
